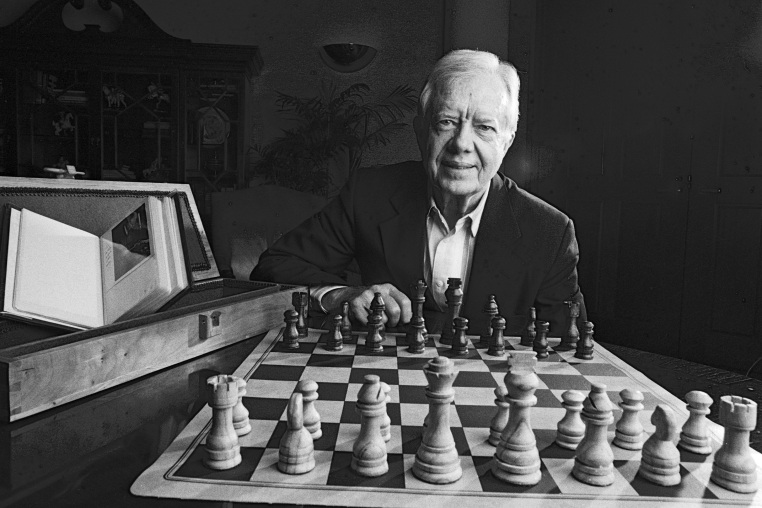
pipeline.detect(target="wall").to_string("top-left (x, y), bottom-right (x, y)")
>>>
top-left (0, 0), bottom-right (444, 174)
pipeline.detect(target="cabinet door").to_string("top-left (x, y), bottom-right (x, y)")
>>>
top-left (99, 70), bottom-right (178, 182)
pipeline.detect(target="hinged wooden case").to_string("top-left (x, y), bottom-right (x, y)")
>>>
top-left (0, 177), bottom-right (303, 422)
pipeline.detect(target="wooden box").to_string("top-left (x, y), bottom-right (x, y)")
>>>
top-left (0, 178), bottom-right (303, 422)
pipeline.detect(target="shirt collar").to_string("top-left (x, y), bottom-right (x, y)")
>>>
top-left (427, 184), bottom-right (490, 237)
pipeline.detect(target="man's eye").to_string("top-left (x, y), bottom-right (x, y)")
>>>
top-left (477, 124), bottom-right (496, 132)
top-left (437, 119), bottom-right (454, 127)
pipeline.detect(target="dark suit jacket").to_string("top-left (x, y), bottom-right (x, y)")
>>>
top-left (252, 161), bottom-right (586, 336)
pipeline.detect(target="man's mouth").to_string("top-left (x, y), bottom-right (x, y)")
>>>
top-left (441, 161), bottom-right (474, 170)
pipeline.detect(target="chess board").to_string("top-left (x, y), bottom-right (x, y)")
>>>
top-left (131, 327), bottom-right (762, 507)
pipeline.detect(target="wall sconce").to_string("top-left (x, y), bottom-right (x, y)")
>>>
top-left (319, 43), bottom-right (377, 72)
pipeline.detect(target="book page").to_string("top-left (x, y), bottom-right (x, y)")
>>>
top-left (100, 197), bottom-right (171, 324)
top-left (9, 208), bottom-right (103, 328)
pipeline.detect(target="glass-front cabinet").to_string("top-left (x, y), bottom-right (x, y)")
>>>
top-left (0, 0), bottom-right (261, 224)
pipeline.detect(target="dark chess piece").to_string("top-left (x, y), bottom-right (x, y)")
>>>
top-left (341, 301), bottom-right (353, 343)
top-left (410, 280), bottom-right (428, 339)
top-left (365, 312), bottom-right (384, 353)
top-left (326, 314), bottom-right (343, 351)
top-left (480, 295), bottom-right (499, 345)
top-left (282, 309), bottom-right (300, 349)
top-left (558, 299), bottom-right (581, 351)
top-left (533, 320), bottom-right (549, 359)
top-left (575, 321), bottom-right (594, 360)
top-left (487, 315), bottom-right (506, 357)
top-left (369, 292), bottom-right (386, 337)
top-left (440, 278), bottom-right (462, 345)
top-left (450, 316), bottom-right (469, 355)
top-left (520, 307), bottom-right (536, 346)
top-left (406, 314), bottom-right (427, 354)
top-left (292, 291), bottom-right (309, 337)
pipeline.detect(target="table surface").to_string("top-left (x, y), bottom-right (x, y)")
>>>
top-left (2, 330), bottom-right (761, 508)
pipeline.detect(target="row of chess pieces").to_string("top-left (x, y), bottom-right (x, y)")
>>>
top-left (284, 280), bottom-right (592, 358)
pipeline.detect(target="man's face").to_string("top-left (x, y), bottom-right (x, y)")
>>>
top-left (415, 74), bottom-right (515, 200)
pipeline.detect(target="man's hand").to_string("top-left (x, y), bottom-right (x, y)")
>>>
top-left (322, 284), bottom-right (412, 327)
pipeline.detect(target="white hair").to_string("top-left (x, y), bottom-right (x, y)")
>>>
top-left (419, 49), bottom-right (520, 134)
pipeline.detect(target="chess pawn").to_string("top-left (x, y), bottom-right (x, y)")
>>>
top-left (352, 375), bottom-right (389, 477)
top-left (493, 351), bottom-right (542, 486)
top-left (413, 356), bottom-right (462, 484)
top-left (487, 315), bottom-right (506, 357)
top-left (406, 314), bottom-right (427, 354)
top-left (380, 381), bottom-right (392, 442)
top-left (480, 294), bottom-right (499, 344)
top-left (440, 278), bottom-right (463, 345)
top-left (296, 379), bottom-right (322, 440)
top-left (365, 312), bottom-right (384, 353)
top-left (711, 395), bottom-right (758, 493)
top-left (575, 321), bottom-right (594, 360)
top-left (450, 316), bottom-right (469, 355)
top-left (278, 392), bottom-right (316, 474)
top-left (520, 307), bottom-right (536, 346)
top-left (489, 386), bottom-right (510, 446)
top-left (341, 301), bottom-right (353, 343)
top-left (555, 390), bottom-right (586, 450)
top-left (282, 309), bottom-right (300, 349)
top-left (326, 314), bottom-right (344, 351)
top-left (638, 404), bottom-right (681, 486)
top-left (533, 321), bottom-right (550, 359)
top-left (232, 376), bottom-right (252, 437)
top-left (204, 375), bottom-right (242, 470)
top-left (558, 300), bottom-right (581, 350)
top-left (572, 383), bottom-right (615, 486)
top-left (678, 390), bottom-right (713, 455)
top-left (613, 388), bottom-right (645, 450)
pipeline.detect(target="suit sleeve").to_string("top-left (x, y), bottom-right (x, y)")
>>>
top-left (250, 173), bottom-right (359, 286)
top-left (535, 219), bottom-right (587, 334)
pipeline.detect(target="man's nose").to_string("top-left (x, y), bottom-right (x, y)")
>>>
top-left (448, 123), bottom-right (474, 152)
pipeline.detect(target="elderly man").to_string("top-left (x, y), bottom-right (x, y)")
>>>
top-left (252, 49), bottom-right (585, 335)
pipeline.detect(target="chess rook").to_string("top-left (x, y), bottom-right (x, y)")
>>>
top-left (296, 379), bottom-right (322, 440)
top-left (480, 294), bottom-right (499, 344)
top-left (489, 385), bottom-right (510, 446)
top-left (340, 301), bottom-right (353, 343)
top-left (638, 404), bottom-right (681, 486)
top-left (352, 375), bottom-right (389, 477)
top-left (278, 392), bottom-right (316, 474)
top-left (711, 395), bottom-right (758, 493)
top-left (232, 376), bottom-right (252, 437)
top-left (558, 299), bottom-right (581, 350)
top-left (533, 320), bottom-right (549, 359)
top-left (326, 314), bottom-right (344, 351)
top-left (413, 356), bottom-right (462, 484)
top-left (487, 315), bottom-right (506, 357)
top-left (204, 375), bottom-right (242, 470)
top-left (520, 307), bottom-right (537, 347)
top-left (492, 351), bottom-right (542, 486)
top-left (555, 390), bottom-right (586, 450)
top-left (613, 388), bottom-right (645, 450)
top-left (572, 383), bottom-right (615, 486)
top-left (575, 321), bottom-right (595, 360)
top-left (440, 278), bottom-right (463, 345)
top-left (450, 316), bottom-right (469, 356)
top-left (282, 309), bottom-right (300, 349)
top-left (678, 390), bottom-right (713, 455)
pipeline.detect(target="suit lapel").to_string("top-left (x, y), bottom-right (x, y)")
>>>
top-left (463, 175), bottom-right (522, 317)
top-left (379, 170), bottom-right (428, 290)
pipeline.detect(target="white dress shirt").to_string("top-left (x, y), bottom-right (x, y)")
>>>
top-left (312, 186), bottom-right (490, 313)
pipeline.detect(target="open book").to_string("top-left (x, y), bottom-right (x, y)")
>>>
top-left (1, 196), bottom-right (188, 330)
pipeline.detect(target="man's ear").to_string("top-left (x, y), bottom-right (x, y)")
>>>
top-left (502, 131), bottom-right (516, 156)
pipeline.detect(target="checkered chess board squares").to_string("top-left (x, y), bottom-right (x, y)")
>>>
top-left (142, 327), bottom-right (762, 507)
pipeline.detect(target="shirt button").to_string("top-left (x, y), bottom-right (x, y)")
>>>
top-left (435, 280), bottom-right (444, 288)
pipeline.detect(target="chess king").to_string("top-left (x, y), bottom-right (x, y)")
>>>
top-left (252, 49), bottom-right (586, 335)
